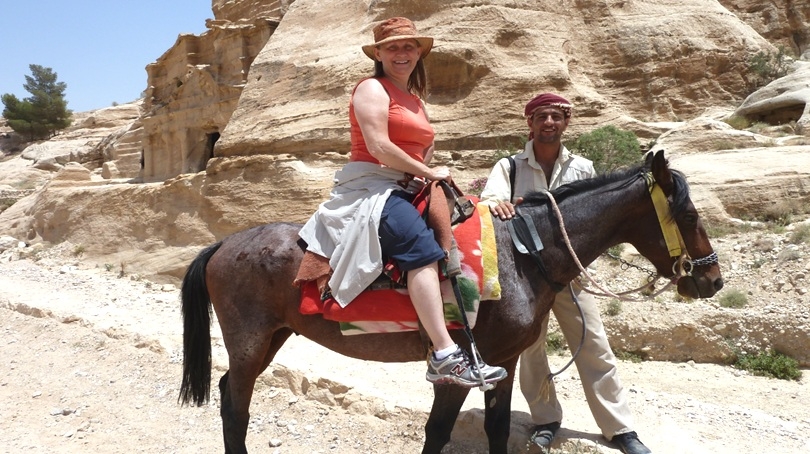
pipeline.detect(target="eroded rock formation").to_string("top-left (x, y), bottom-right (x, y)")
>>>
top-left (216, 0), bottom-right (775, 162)
top-left (140, 2), bottom-right (283, 181)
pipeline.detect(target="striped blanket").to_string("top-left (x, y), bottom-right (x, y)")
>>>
top-left (299, 202), bottom-right (501, 335)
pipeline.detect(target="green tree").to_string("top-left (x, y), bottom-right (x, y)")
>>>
top-left (2, 64), bottom-right (72, 141)
top-left (565, 125), bottom-right (642, 174)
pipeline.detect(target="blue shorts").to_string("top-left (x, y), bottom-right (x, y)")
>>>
top-left (379, 191), bottom-right (446, 272)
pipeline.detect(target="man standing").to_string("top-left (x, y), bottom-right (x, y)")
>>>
top-left (479, 93), bottom-right (651, 454)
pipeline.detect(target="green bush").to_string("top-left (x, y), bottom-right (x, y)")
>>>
top-left (702, 219), bottom-right (748, 238)
top-left (749, 122), bottom-right (771, 134)
top-left (723, 115), bottom-right (750, 130)
top-left (488, 138), bottom-right (523, 165)
top-left (565, 125), bottom-right (642, 174)
top-left (777, 248), bottom-right (801, 262)
top-left (709, 139), bottom-right (737, 151)
top-left (749, 46), bottom-right (793, 87)
top-left (606, 243), bottom-right (625, 257)
top-left (718, 289), bottom-right (748, 308)
top-left (734, 349), bottom-right (802, 381)
top-left (760, 200), bottom-right (803, 226)
top-left (546, 331), bottom-right (566, 355)
top-left (0, 197), bottom-right (15, 214)
top-left (789, 223), bottom-right (810, 244)
top-left (605, 299), bottom-right (622, 316)
top-left (615, 350), bottom-right (643, 363)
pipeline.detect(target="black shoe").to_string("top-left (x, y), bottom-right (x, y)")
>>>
top-left (612, 431), bottom-right (651, 454)
top-left (529, 421), bottom-right (561, 449)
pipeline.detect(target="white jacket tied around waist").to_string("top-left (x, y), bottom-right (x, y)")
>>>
top-left (298, 161), bottom-right (425, 307)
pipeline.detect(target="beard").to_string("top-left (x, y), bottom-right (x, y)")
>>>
top-left (532, 131), bottom-right (562, 143)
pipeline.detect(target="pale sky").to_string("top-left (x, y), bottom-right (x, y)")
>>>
top-left (1, 0), bottom-right (212, 112)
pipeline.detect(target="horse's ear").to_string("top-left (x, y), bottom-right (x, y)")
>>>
top-left (650, 150), bottom-right (674, 194)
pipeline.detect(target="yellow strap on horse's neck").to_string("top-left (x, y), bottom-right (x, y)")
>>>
top-left (645, 172), bottom-right (683, 258)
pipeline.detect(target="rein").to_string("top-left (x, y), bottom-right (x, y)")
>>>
top-left (547, 171), bottom-right (718, 302)
top-left (518, 169), bottom-right (720, 390)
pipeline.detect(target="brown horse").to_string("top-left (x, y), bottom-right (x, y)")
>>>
top-left (179, 150), bottom-right (723, 453)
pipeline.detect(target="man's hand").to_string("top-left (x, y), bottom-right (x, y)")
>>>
top-left (489, 197), bottom-right (524, 220)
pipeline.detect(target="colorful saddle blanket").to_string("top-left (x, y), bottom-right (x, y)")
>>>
top-left (299, 202), bottom-right (501, 335)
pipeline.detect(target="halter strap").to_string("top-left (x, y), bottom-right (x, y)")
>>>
top-left (644, 172), bottom-right (684, 258)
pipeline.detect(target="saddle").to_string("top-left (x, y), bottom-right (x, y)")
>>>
top-left (293, 179), bottom-right (474, 294)
top-left (293, 180), bottom-right (496, 335)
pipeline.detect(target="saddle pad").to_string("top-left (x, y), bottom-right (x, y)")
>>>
top-left (299, 202), bottom-right (501, 335)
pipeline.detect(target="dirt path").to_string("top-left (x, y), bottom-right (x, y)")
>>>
top-left (1, 251), bottom-right (808, 453)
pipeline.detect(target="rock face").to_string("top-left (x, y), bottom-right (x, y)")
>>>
top-left (140, 2), bottom-right (282, 181)
top-left (216, 0), bottom-right (774, 162)
top-left (735, 60), bottom-right (810, 134)
top-left (718, 0), bottom-right (810, 54)
top-left (15, 105), bottom-right (142, 175)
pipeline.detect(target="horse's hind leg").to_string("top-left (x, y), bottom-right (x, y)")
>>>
top-left (421, 385), bottom-right (471, 454)
top-left (218, 372), bottom-right (241, 453)
top-left (219, 328), bottom-right (294, 454)
top-left (219, 364), bottom-right (256, 454)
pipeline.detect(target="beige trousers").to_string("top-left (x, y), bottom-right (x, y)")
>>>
top-left (519, 282), bottom-right (635, 439)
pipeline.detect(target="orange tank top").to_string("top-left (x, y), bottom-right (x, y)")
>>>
top-left (349, 77), bottom-right (435, 164)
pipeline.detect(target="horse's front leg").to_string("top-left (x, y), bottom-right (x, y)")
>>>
top-left (421, 384), bottom-right (471, 454)
top-left (484, 357), bottom-right (518, 454)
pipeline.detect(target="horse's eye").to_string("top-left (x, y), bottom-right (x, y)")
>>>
top-left (682, 213), bottom-right (698, 226)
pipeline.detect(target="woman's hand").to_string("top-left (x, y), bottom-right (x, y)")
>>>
top-left (427, 166), bottom-right (451, 182)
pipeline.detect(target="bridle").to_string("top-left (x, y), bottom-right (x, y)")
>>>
top-left (547, 171), bottom-right (719, 301)
top-left (535, 171), bottom-right (721, 386)
top-left (644, 172), bottom-right (719, 281)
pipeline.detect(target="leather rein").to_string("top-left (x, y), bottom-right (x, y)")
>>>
top-left (507, 170), bottom-right (720, 385)
top-left (530, 171), bottom-right (719, 302)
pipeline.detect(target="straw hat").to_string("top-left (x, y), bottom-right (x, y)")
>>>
top-left (361, 17), bottom-right (433, 60)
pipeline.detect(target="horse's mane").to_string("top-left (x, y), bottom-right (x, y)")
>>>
top-left (520, 159), bottom-right (691, 217)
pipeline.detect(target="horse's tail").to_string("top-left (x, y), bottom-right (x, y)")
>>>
top-left (179, 241), bottom-right (222, 406)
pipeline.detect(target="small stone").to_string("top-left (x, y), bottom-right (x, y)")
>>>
top-left (269, 438), bottom-right (283, 447)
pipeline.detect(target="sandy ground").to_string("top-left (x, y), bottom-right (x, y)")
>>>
top-left (1, 248), bottom-right (808, 454)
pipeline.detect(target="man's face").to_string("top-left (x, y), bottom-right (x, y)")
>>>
top-left (527, 106), bottom-right (570, 144)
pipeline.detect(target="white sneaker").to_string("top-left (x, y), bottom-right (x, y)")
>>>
top-left (426, 347), bottom-right (507, 387)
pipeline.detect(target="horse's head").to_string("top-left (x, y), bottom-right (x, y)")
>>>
top-left (635, 151), bottom-right (724, 298)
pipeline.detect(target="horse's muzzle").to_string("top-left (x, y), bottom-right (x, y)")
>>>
top-left (676, 274), bottom-right (724, 299)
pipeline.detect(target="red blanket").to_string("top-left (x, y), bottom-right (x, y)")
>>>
top-left (299, 199), bottom-right (488, 334)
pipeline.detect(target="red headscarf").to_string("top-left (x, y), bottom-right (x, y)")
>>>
top-left (524, 93), bottom-right (572, 118)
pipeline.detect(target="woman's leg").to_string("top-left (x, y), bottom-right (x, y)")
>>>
top-left (380, 191), bottom-right (506, 386)
top-left (380, 193), bottom-right (454, 350)
top-left (407, 262), bottom-right (455, 351)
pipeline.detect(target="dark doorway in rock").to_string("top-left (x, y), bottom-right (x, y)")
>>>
top-left (206, 132), bottom-right (220, 162)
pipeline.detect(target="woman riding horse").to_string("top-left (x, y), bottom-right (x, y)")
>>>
top-left (180, 149), bottom-right (723, 454)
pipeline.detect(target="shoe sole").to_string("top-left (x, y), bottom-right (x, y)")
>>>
top-left (426, 371), bottom-right (508, 388)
